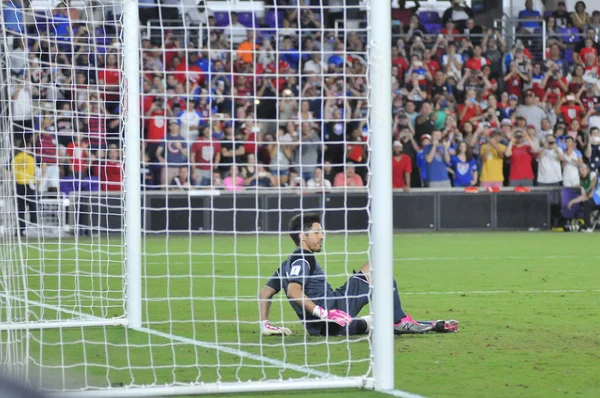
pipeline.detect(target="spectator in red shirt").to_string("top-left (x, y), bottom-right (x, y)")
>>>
top-left (423, 49), bottom-right (440, 75)
top-left (173, 53), bottom-right (203, 86)
top-left (66, 135), bottom-right (90, 178)
top-left (457, 89), bottom-right (483, 127)
top-left (504, 62), bottom-right (529, 98)
top-left (97, 53), bottom-right (121, 111)
top-left (391, 46), bottom-right (409, 78)
top-left (392, 141), bottom-right (412, 191)
top-left (541, 62), bottom-right (568, 105)
top-left (568, 64), bottom-right (586, 95)
top-left (578, 38), bottom-right (598, 66)
top-left (333, 162), bottom-right (364, 187)
top-left (505, 129), bottom-right (539, 186)
top-left (35, 129), bottom-right (61, 194)
top-left (556, 94), bottom-right (584, 127)
top-left (190, 125), bottom-right (222, 186)
top-left (99, 144), bottom-right (123, 191)
top-left (464, 46), bottom-right (489, 71)
top-left (144, 99), bottom-right (172, 156)
top-left (440, 20), bottom-right (461, 43)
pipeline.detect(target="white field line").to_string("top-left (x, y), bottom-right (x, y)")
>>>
top-left (402, 289), bottom-right (600, 296)
top-left (381, 389), bottom-right (429, 398)
top-left (6, 295), bottom-right (427, 398)
top-left (394, 255), bottom-right (600, 261)
top-left (1, 295), bottom-right (353, 380)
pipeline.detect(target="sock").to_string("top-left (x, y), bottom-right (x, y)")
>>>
top-left (393, 279), bottom-right (406, 324)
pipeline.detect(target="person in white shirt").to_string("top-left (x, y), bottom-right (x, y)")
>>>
top-left (442, 42), bottom-right (463, 78)
top-left (8, 38), bottom-right (28, 76)
top-left (537, 135), bottom-right (564, 186)
top-left (177, 101), bottom-right (203, 144)
top-left (303, 53), bottom-right (328, 75)
top-left (307, 167), bottom-right (332, 191)
top-left (224, 12), bottom-right (247, 45)
top-left (562, 136), bottom-right (583, 188)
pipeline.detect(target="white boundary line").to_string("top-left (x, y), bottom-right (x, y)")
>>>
top-left (2, 295), bottom-right (430, 398)
top-left (381, 389), bottom-right (429, 398)
top-left (395, 255), bottom-right (600, 261)
top-left (402, 289), bottom-right (600, 296)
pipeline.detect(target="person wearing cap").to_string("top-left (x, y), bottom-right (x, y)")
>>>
top-left (392, 141), bottom-right (412, 191)
top-left (505, 95), bottom-right (519, 116)
top-left (555, 94), bottom-right (584, 127)
top-left (423, 130), bottom-right (451, 188)
top-left (516, 89), bottom-right (547, 132)
top-left (480, 130), bottom-right (506, 189)
top-left (156, 121), bottom-right (188, 186)
top-left (552, 1), bottom-right (570, 28)
top-left (505, 129), bottom-right (539, 187)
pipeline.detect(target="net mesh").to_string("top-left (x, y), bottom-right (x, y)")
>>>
top-left (0, 0), bottom-right (374, 392)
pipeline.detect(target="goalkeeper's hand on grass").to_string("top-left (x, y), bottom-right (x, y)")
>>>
top-left (260, 320), bottom-right (292, 336)
top-left (312, 306), bottom-right (352, 327)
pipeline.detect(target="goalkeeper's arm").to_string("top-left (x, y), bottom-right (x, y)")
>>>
top-left (287, 282), bottom-right (352, 327)
top-left (258, 285), bottom-right (292, 336)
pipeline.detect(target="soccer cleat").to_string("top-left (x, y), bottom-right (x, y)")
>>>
top-left (430, 320), bottom-right (460, 333)
top-left (394, 314), bottom-right (432, 335)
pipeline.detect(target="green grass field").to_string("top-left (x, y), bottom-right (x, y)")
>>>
top-left (15, 232), bottom-right (600, 397)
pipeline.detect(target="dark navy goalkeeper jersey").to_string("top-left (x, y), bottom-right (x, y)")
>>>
top-left (266, 248), bottom-right (336, 335)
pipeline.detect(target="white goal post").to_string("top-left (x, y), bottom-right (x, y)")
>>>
top-left (0, 0), bottom-right (394, 395)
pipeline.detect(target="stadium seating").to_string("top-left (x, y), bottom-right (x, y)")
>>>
top-left (418, 11), bottom-right (441, 24)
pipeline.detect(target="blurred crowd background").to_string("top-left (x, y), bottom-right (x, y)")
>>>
top-left (4, 0), bottom-right (600, 230)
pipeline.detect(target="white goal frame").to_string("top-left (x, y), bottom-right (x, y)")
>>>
top-left (1, 0), bottom-right (396, 395)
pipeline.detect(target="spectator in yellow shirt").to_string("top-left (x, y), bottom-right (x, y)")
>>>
top-left (12, 145), bottom-right (37, 236)
top-left (480, 130), bottom-right (506, 189)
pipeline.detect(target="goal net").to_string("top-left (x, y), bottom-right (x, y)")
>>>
top-left (0, 0), bottom-right (392, 394)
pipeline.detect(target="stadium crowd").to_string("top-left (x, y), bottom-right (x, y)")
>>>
top-left (5, 0), bottom-right (600, 223)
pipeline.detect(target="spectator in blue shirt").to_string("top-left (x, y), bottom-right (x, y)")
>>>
top-left (451, 141), bottom-right (479, 187)
top-left (518, 0), bottom-right (542, 30)
top-left (280, 36), bottom-right (300, 71)
top-left (424, 130), bottom-right (452, 188)
top-left (156, 121), bottom-right (189, 186)
top-left (416, 134), bottom-right (430, 186)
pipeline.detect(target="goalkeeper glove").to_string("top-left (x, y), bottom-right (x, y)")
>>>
top-left (260, 320), bottom-right (292, 336)
top-left (312, 306), bottom-right (353, 327)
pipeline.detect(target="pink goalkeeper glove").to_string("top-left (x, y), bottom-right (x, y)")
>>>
top-left (312, 306), bottom-right (353, 327)
top-left (260, 320), bottom-right (292, 336)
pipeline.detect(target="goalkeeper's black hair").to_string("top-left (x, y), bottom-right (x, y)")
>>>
top-left (289, 212), bottom-right (321, 246)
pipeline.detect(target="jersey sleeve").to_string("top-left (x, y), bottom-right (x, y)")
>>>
top-left (286, 257), bottom-right (311, 286)
top-left (265, 269), bottom-right (282, 293)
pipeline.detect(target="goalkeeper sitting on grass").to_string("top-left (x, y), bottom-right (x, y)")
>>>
top-left (258, 212), bottom-right (459, 336)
